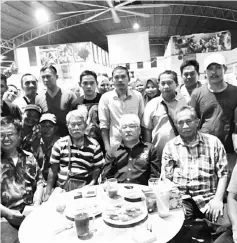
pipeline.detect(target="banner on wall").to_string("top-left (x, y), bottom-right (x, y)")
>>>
top-left (170, 30), bottom-right (231, 56)
top-left (107, 31), bottom-right (150, 65)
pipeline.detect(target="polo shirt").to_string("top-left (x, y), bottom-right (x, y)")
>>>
top-left (98, 89), bottom-right (144, 147)
top-left (50, 135), bottom-right (105, 187)
top-left (141, 94), bottom-right (187, 153)
top-left (102, 141), bottom-right (160, 185)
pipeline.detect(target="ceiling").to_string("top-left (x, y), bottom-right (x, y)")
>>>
top-left (1, 0), bottom-right (237, 67)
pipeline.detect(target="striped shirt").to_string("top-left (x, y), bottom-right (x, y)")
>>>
top-left (50, 135), bottom-right (104, 187)
top-left (162, 132), bottom-right (228, 212)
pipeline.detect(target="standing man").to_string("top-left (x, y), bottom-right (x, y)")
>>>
top-left (13, 73), bottom-right (47, 113)
top-left (178, 59), bottom-right (202, 103)
top-left (142, 70), bottom-right (187, 164)
top-left (39, 64), bottom-right (77, 137)
top-left (190, 53), bottom-right (237, 172)
top-left (98, 66), bottom-right (144, 155)
top-left (1, 74), bottom-right (22, 120)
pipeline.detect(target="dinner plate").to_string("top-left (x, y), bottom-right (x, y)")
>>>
top-left (65, 197), bottom-right (102, 221)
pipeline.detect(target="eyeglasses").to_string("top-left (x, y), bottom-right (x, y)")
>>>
top-left (121, 124), bottom-right (138, 130)
top-left (176, 120), bottom-right (195, 127)
top-left (0, 132), bottom-right (18, 139)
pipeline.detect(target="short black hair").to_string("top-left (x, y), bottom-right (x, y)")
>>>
top-left (1, 74), bottom-right (7, 85)
top-left (1, 116), bottom-right (22, 134)
top-left (20, 73), bottom-right (38, 88)
top-left (40, 64), bottom-right (57, 75)
top-left (112, 66), bottom-right (130, 80)
top-left (79, 70), bottom-right (97, 85)
top-left (180, 59), bottom-right (200, 75)
top-left (158, 70), bottom-right (178, 85)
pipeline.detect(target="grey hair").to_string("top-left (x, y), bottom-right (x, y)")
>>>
top-left (175, 105), bottom-right (198, 122)
top-left (119, 114), bottom-right (140, 128)
top-left (66, 105), bottom-right (88, 124)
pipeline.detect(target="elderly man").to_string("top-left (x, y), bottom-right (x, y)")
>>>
top-left (39, 64), bottom-right (77, 137)
top-left (1, 117), bottom-right (44, 243)
top-left (13, 73), bottom-right (47, 113)
top-left (44, 106), bottom-right (104, 201)
top-left (162, 105), bottom-right (228, 221)
top-left (142, 70), bottom-right (187, 166)
top-left (98, 66), bottom-right (144, 155)
top-left (102, 114), bottom-right (160, 185)
top-left (178, 59), bottom-right (202, 103)
top-left (190, 53), bottom-right (237, 173)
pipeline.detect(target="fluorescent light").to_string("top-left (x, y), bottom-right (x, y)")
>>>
top-left (35, 9), bottom-right (49, 24)
top-left (133, 23), bottom-right (139, 29)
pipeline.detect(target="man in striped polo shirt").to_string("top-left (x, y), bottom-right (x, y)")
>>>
top-left (44, 106), bottom-right (104, 201)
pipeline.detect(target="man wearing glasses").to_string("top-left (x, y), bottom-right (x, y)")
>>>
top-left (178, 59), bottom-right (202, 103)
top-left (102, 114), bottom-right (160, 185)
top-left (162, 105), bottom-right (228, 242)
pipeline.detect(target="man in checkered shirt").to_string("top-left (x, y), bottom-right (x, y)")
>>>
top-left (162, 105), bottom-right (228, 223)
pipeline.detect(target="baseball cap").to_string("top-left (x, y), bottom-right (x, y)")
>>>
top-left (24, 104), bottom-right (42, 114)
top-left (39, 113), bottom-right (57, 124)
top-left (204, 53), bottom-right (226, 70)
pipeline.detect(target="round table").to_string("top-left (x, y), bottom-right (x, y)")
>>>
top-left (19, 184), bottom-right (184, 243)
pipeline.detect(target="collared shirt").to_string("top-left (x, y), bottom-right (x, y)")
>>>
top-left (1, 149), bottom-right (44, 211)
top-left (227, 162), bottom-right (237, 194)
top-left (102, 141), bottom-right (160, 185)
top-left (177, 81), bottom-right (202, 103)
top-left (141, 94), bottom-right (187, 152)
top-left (33, 135), bottom-right (60, 180)
top-left (162, 132), bottom-right (228, 212)
top-left (50, 135), bottom-right (105, 187)
top-left (98, 89), bottom-right (144, 147)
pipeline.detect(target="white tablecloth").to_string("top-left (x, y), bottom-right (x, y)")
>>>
top-left (19, 184), bottom-right (184, 243)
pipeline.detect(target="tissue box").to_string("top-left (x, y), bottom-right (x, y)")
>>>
top-left (169, 188), bottom-right (182, 210)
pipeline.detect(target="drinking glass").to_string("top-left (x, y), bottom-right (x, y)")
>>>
top-left (107, 178), bottom-right (118, 198)
top-left (148, 178), bottom-right (159, 190)
top-left (75, 211), bottom-right (94, 238)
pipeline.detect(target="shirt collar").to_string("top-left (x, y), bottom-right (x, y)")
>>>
top-left (174, 132), bottom-right (204, 147)
top-left (120, 139), bottom-right (143, 149)
top-left (160, 92), bottom-right (182, 103)
top-left (112, 89), bottom-right (132, 100)
top-left (68, 135), bottom-right (87, 149)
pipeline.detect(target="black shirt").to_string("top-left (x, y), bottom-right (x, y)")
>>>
top-left (1, 100), bottom-right (22, 121)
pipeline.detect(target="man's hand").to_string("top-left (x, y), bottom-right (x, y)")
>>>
top-left (205, 199), bottom-right (223, 223)
top-left (106, 144), bottom-right (119, 157)
top-left (6, 209), bottom-right (25, 226)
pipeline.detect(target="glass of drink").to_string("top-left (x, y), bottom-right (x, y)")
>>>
top-left (155, 188), bottom-right (171, 218)
top-left (75, 211), bottom-right (94, 238)
top-left (107, 178), bottom-right (118, 198)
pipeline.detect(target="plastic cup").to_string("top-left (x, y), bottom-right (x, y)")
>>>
top-left (155, 188), bottom-right (171, 218)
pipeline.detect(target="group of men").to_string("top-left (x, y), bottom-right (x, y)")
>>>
top-left (1, 52), bottom-right (237, 243)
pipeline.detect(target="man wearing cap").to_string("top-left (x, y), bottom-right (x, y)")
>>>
top-left (13, 73), bottom-right (47, 113)
top-left (33, 113), bottom-right (60, 181)
top-left (190, 53), bottom-right (237, 172)
top-left (21, 104), bottom-right (42, 153)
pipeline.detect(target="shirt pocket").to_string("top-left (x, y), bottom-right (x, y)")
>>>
top-left (197, 155), bottom-right (214, 179)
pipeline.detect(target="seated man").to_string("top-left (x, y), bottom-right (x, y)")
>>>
top-left (21, 104), bottom-right (42, 152)
top-left (102, 114), bottom-right (160, 185)
top-left (162, 105), bottom-right (229, 242)
top-left (33, 113), bottom-right (60, 181)
top-left (214, 163), bottom-right (237, 243)
top-left (44, 107), bottom-right (104, 201)
top-left (1, 117), bottom-right (44, 243)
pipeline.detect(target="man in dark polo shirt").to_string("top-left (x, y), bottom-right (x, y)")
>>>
top-left (39, 64), bottom-right (77, 137)
top-left (1, 74), bottom-right (22, 120)
top-left (44, 106), bottom-right (104, 201)
top-left (102, 114), bottom-right (160, 185)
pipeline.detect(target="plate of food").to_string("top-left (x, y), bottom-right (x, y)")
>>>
top-left (103, 202), bottom-right (148, 228)
top-left (65, 197), bottom-right (102, 221)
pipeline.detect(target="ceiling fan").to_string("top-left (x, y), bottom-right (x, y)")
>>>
top-left (58, 0), bottom-right (169, 24)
